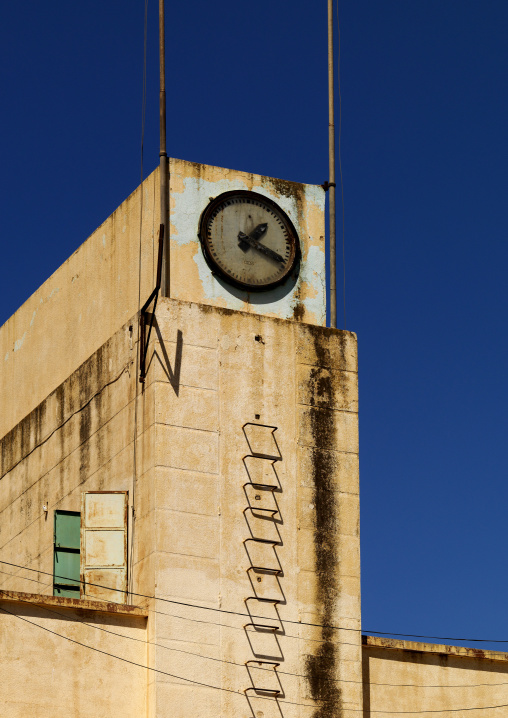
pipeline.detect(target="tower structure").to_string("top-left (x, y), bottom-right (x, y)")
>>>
top-left (0, 160), bottom-right (361, 717)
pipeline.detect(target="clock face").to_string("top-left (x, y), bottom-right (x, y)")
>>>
top-left (199, 190), bottom-right (300, 291)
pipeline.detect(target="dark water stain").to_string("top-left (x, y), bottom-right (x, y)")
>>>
top-left (79, 405), bottom-right (91, 483)
top-left (291, 264), bottom-right (305, 322)
top-left (268, 176), bottom-right (301, 199)
top-left (55, 384), bottom-right (66, 498)
top-left (304, 330), bottom-right (343, 716)
top-left (78, 352), bottom-right (96, 484)
top-left (293, 301), bottom-right (305, 323)
top-left (303, 323), bottom-right (350, 369)
top-left (306, 367), bottom-right (332, 406)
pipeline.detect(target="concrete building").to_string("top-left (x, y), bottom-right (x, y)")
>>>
top-left (1, 159), bottom-right (506, 717)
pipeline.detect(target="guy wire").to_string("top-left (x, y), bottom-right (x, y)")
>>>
top-left (336, 0), bottom-right (346, 330)
top-left (130, 0), bottom-right (150, 602)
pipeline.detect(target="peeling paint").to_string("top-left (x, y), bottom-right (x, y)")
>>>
top-left (169, 159), bottom-right (326, 324)
top-left (1, 159), bottom-right (325, 442)
top-left (26, 288), bottom-right (60, 333)
top-left (172, 176), bottom-right (249, 245)
top-left (13, 332), bottom-right (26, 352)
top-left (300, 244), bottom-right (326, 324)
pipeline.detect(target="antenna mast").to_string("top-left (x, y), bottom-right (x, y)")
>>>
top-left (159, 0), bottom-right (170, 296)
top-left (328, 0), bottom-right (337, 328)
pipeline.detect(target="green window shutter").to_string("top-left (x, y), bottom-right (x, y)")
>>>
top-left (53, 510), bottom-right (80, 598)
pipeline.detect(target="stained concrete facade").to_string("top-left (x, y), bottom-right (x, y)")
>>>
top-left (0, 159), bottom-right (325, 440)
top-left (1, 160), bottom-right (497, 717)
top-left (0, 297), bottom-right (361, 717)
top-left (363, 636), bottom-right (508, 717)
top-left (0, 161), bottom-right (360, 718)
top-left (0, 594), bottom-right (147, 718)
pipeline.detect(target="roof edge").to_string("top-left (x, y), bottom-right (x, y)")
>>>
top-left (363, 634), bottom-right (508, 663)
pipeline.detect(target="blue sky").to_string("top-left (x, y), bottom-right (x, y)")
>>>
top-left (1, 1), bottom-right (508, 650)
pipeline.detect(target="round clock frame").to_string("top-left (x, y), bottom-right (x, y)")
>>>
top-left (198, 190), bottom-right (301, 292)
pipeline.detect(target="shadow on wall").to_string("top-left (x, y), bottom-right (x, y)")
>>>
top-left (148, 322), bottom-right (183, 396)
top-left (242, 424), bottom-right (286, 717)
top-left (214, 262), bottom-right (300, 306)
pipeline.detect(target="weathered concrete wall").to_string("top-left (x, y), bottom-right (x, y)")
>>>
top-left (0, 169), bottom-right (159, 440)
top-left (0, 596), bottom-right (146, 718)
top-left (0, 319), bottom-right (146, 595)
top-left (0, 159), bottom-right (325, 440)
top-left (1, 295), bottom-right (353, 718)
top-left (0, 318), bottom-right (151, 717)
top-left (169, 159), bottom-right (326, 324)
top-left (363, 636), bottom-right (508, 717)
top-left (135, 298), bottom-right (361, 718)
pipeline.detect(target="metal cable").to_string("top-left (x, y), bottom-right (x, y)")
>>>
top-left (7, 558), bottom-right (508, 647)
top-left (336, 0), bottom-right (346, 330)
top-left (130, 0), bottom-right (150, 605)
top-left (0, 558), bottom-right (358, 634)
top-left (7, 592), bottom-right (508, 692)
top-left (3, 606), bottom-right (508, 712)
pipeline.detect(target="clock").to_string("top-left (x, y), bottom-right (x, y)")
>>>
top-left (199, 190), bottom-right (300, 291)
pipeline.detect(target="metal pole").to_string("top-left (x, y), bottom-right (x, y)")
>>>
top-left (328, 0), bottom-right (337, 328)
top-left (159, 0), bottom-right (170, 296)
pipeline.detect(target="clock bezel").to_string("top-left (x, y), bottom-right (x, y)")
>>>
top-left (198, 190), bottom-right (301, 292)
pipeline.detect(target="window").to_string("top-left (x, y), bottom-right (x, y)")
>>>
top-left (53, 510), bottom-right (81, 598)
top-left (52, 492), bottom-right (128, 602)
top-left (81, 491), bottom-right (128, 602)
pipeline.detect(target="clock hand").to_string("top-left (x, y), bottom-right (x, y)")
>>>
top-left (238, 230), bottom-right (284, 264)
top-left (250, 223), bottom-right (268, 240)
top-left (238, 223), bottom-right (267, 253)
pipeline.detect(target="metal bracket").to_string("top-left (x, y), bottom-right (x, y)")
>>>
top-left (243, 507), bottom-right (280, 521)
top-left (244, 622), bottom-right (281, 633)
top-left (139, 224), bottom-right (164, 383)
top-left (245, 661), bottom-right (282, 697)
top-left (244, 596), bottom-right (282, 632)
top-left (242, 423), bottom-right (281, 461)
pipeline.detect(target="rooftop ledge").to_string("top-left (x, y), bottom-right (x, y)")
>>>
top-left (0, 590), bottom-right (148, 617)
top-left (363, 634), bottom-right (508, 663)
